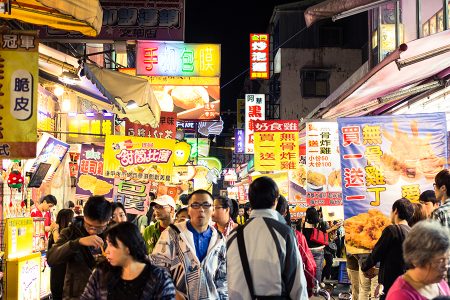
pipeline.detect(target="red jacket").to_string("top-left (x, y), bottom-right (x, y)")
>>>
top-left (295, 229), bottom-right (317, 297)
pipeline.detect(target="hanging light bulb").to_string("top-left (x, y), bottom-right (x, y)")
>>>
top-left (61, 98), bottom-right (71, 112)
top-left (54, 86), bottom-right (64, 97)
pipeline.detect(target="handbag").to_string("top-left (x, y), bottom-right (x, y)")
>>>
top-left (310, 225), bottom-right (329, 246)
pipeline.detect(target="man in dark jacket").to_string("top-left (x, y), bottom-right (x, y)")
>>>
top-left (361, 198), bottom-right (414, 299)
top-left (47, 196), bottom-right (112, 300)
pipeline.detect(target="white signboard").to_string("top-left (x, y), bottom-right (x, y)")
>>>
top-left (244, 94), bottom-right (265, 154)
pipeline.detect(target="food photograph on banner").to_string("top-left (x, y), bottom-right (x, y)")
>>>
top-left (134, 41), bottom-right (221, 121)
top-left (75, 144), bottom-right (114, 201)
top-left (305, 121), bottom-right (343, 207)
top-left (339, 113), bottom-right (448, 254)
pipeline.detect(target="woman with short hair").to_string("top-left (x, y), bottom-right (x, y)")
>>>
top-left (386, 220), bottom-right (450, 299)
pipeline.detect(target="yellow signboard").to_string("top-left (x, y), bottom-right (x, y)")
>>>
top-left (6, 252), bottom-right (41, 300)
top-left (254, 120), bottom-right (299, 172)
top-left (0, 30), bottom-right (38, 158)
top-left (104, 135), bottom-right (175, 182)
top-left (5, 217), bottom-right (33, 259)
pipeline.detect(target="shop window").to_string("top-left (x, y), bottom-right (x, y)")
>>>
top-left (301, 70), bottom-right (330, 98)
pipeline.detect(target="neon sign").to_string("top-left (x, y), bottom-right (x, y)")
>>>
top-left (136, 41), bottom-right (220, 77)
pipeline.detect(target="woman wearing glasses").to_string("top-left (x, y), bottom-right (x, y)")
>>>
top-left (386, 220), bottom-right (450, 299)
top-left (212, 196), bottom-right (238, 237)
top-left (151, 189), bottom-right (228, 300)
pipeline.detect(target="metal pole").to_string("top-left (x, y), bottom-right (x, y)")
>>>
top-left (417, 0), bottom-right (422, 38)
top-left (38, 130), bottom-right (105, 137)
top-left (444, 0), bottom-right (449, 30)
top-left (395, 1), bottom-right (400, 47)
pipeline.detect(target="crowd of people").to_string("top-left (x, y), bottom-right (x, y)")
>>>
top-left (37, 170), bottom-right (450, 299)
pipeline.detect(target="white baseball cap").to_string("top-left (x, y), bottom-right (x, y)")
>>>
top-left (150, 195), bottom-right (176, 209)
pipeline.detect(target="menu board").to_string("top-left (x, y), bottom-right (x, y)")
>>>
top-left (338, 113), bottom-right (447, 219)
top-left (306, 121), bottom-right (342, 206)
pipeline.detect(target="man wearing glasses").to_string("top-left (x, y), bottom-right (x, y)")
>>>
top-left (143, 194), bottom-right (176, 254)
top-left (47, 196), bottom-right (112, 300)
top-left (151, 189), bottom-right (228, 300)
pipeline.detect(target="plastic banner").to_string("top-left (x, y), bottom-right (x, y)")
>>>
top-left (306, 121), bottom-right (343, 206)
top-left (254, 120), bottom-right (299, 172)
top-left (338, 113), bottom-right (448, 219)
top-left (76, 144), bottom-right (114, 201)
top-left (104, 135), bottom-right (175, 182)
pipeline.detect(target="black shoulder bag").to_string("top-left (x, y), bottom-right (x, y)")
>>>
top-left (236, 225), bottom-right (291, 300)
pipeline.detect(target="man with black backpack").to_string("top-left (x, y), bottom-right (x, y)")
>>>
top-left (226, 176), bottom-right (308, 299)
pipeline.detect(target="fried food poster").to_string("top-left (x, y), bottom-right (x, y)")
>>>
top-left (306, 121), bottom-right (342, 206)
top-left (338, 113), bottom-right (448, 219)
top-left (103, 135), bottom-right (175, 182)
top-left (76, 144), bottom-right (114, 201)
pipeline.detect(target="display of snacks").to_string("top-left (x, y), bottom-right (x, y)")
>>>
top-left (32, 218), bottom-right (46, 252)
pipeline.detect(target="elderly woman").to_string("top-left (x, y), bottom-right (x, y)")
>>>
top-left (386, 221), bottom-right (450, 299)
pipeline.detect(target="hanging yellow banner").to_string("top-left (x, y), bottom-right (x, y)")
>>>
top-left (254, 120), bottom-right (299, 172)
top-left (104, 135), bottom-right (175, 182)
top-left (0, 30), bottom-right (38, 158)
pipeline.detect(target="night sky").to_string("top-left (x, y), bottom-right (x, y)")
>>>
top-left (184, 0), bottom-right (295, 113)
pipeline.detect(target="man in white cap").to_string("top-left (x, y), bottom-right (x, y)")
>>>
top-left (143, 194), bottom-right (176, 254)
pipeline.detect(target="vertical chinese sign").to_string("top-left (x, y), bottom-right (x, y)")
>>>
top-left (0, 31), bottom-right (38, 158)
top-left (338, 113), bottom-right (447, 219)
top-left (236, 99), bottom-right (245, 128)
top-left (125, 112), bottom-right (177, 139)
top-left (245, 94), bottom-right (265, 154)
top-left (76, 144), bottom-right (114, 201)
top-left (306, 122), bottom-right (342, 206)
top-left (250, 33), bottom-right (269, 79)
top-left (254, 120), bottom-right (299, 172)
top-left (103, 135), bottom-right (175, 182)
top-left (234, 129), bottom-right (245, 154)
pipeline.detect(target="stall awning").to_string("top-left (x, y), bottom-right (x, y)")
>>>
top-left (83, 63), bottom-right (161, 128)
top-left (304, 0), bottom-right (388, 27)
top-left (320, 30), bottom-right (450, 119)
top-left (0, 0), bottom-right (102, 37)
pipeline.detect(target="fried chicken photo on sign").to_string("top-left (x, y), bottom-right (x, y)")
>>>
top-left (344, 209), bottom-right (391, 250)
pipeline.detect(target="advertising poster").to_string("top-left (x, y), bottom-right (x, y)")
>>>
top-left (125, 112), bottom-right (177, 139)
top-left (254, 120), bottom-right (299, 172)
top-left (76, 144), bottom-right (114, 201)
top-left (0, 31), bottom-right (38, 159)
top-left (306, 121), bottom-right (343, 206)
top-left (29, 134), bottom-right (69, 182)
top-left (151, 85), bottom-right (220, 121)
top-left (104, 135), bottom-right (175, 182)
top-left (194, 157), bottom-right (222, 192)
top-left (113, 179), bottom-right (158, 215)
top-left (338, 113), bottom-right (447, 219)
top-left (245, 94), bottom-right (265, 154)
